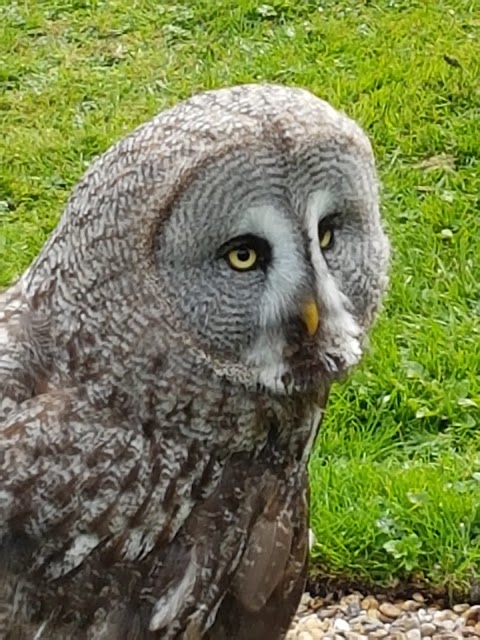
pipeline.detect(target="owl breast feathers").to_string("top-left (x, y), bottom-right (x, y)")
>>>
top-left (0, 84), bottom-right (389, 639)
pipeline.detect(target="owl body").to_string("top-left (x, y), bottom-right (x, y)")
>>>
top-left (0, 84), bottom-right (389, 638)
top-left (0, 328), bottom-right (322, 639)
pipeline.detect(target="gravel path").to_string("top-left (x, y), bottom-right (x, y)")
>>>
top-left (288, 591), bottom-right (480, 639)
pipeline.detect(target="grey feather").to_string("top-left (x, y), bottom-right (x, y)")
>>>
top-left (0, 83), bottom-right (389, 639)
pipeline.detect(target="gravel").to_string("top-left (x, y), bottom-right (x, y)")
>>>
top-left (288, 591), bottom-right (480, 639)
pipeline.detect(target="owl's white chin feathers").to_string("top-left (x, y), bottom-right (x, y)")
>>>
top-left (243, 315), bottom-right (363, 395)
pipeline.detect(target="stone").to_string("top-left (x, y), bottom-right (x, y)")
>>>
top-left (453, 603), bottom-right (470, 614)
top-left (420, 623), bottom-right (437, 635)
top-left (364, 621), bottom-right (384, 631)
top-left (416, 608), bottom-right (430, 622)
top-left (346, 603), bottom-right (362, 618)
top-left (291, 593), bottom-right (480, 640)
top-left (379, 603), bottom-right (402, 619)
top-left (465, 606), bottom-right (480, 622)
top-left (319, 608), bottom-right (338, 619)
top-left (349, 614), bottom-right (368, 626)
top-left (333, 618), bottom-right (350, 633)
top-left (452, 617), bottom-right (465, 631)
top-left (378, 613), bottom-right (395, 623)
top-left (367, 608), bottom-right (381, 621)
top-left (342, 594), bottom-right (363, 606)
top-left (303, 616), bottom-right (323, 631)
top-left (361, 596), bottom-right (379, 610)
top-left (367, 631), bottom-right (388, 639)
top-left (400, 617), bottom-right (420, 631)
top-left (433, 610), bottom-right (458, 623)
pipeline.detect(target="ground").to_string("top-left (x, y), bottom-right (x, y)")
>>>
top-left (1, 0), bottom-right (479, 598)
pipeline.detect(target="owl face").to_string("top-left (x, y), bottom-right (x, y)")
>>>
top-left (155, 135), bottom-right (389, 394)
top-left (24, 85), bottom-right (388, 398)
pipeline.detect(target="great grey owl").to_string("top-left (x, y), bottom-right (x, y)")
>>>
top-left (0, 84), bottom-right (389, 639)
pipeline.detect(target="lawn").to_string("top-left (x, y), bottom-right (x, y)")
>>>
top-left (1, 0), bottom-right (479, 599)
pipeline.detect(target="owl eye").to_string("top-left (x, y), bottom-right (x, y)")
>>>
top-left (219, 234), bottom-right (272, 273)
top-left (319, 228), bottom-right (333, 249)
top-left (227, 247), bottom-right (257, 271)
top-left (318, 214), bottom-right (339, 251)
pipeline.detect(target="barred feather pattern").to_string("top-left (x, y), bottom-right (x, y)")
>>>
top-left (0, 84), bottom-right (389, 639)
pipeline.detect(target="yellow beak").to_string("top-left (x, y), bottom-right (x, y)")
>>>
top-left (301, 299), bottom-right (319, 337)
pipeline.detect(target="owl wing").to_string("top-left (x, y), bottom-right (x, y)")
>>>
top-left (1, 389), bottom-right (310, 638)
top-left (1, 392), bottom-right (149, 567)
top-left (204, 471), bottom-right (310, 640)
top-left (0, 388), bottom-right (239, 638)
top-left (0, 389), bottom-right (214, 585)
top-left (146, 458), bottom-right (309, 640)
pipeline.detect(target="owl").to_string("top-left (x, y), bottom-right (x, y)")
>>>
top-left (0, 84), bottom-right (389, 639)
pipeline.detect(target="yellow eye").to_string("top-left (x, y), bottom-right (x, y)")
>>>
top-left (319, 228), bottom-right (333, 249)
top-left (227, 247), bottom-right (258, 271)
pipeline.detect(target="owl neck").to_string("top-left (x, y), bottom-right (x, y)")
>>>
top-left (76, 338), bottom-right (329, 462)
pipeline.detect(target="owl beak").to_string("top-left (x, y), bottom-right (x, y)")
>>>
top-left (301, 299), bottom-right (319, 337)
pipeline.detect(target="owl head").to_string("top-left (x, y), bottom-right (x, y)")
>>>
top-left (26, 84), bottom-right (389, 397)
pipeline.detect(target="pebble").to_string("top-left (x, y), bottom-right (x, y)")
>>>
top-left (453, 603), bottom-right (470, 614)
top-left (466, 606), bottom-right (480, 622)
top-left (421, 623), bottom-right (437, 635)
top-left (333, 618), bottom-right (350, 633)
top-left (379, 602), bottom-right (403, 619)
top-left (362, 595), bottom-right (379, 610)
top-left (288, 593), bottom-right (480, 640)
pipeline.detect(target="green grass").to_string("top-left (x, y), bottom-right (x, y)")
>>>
top-left (1, 0), bottom-right (479, 598)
